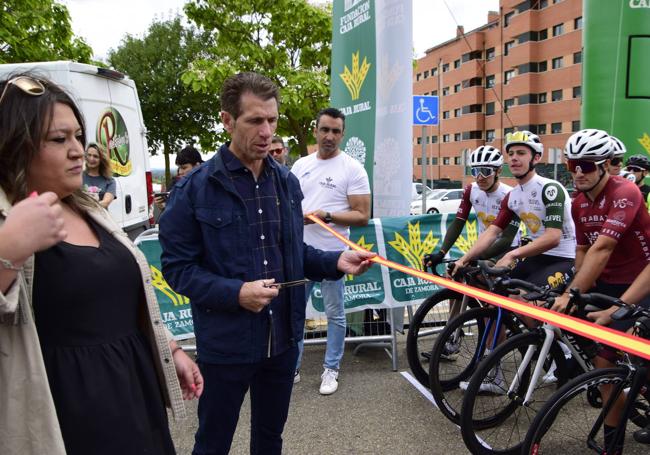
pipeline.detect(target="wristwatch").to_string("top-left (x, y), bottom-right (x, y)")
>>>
top-left (324, 212), bottom-right (333, 223)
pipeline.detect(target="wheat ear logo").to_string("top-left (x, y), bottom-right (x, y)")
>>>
top-left (639, 133), bottom-right (650, 154)
top-left (453, 220), bottom-right (479, 254)
top-left (346, 235), bottom-right (375, 281)
top-left (388, 221), bottom-right (439, 271)
top-left (339, 51), bottom-right (371, 100)
top-left (150, 265), bottom-right (189, 306)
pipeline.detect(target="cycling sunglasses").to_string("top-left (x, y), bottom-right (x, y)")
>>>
top-left (567, 159), bottom-right (599, 174)
top-left (470, 166), bottom-right (497, 178)
top-left (610, 157), bottom-right (623, 166)
top-left (0, 76), bottom-right (46, 106)
top-left (626, 165), bottom-right (645, 172)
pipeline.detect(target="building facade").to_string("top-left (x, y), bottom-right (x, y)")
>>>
top-left (413, 0), bottom-right (582, 187)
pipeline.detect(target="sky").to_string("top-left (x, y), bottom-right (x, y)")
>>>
top-left (60, 0), bottom-right (500, 168)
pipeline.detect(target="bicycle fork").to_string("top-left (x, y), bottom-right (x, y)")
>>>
top-left (510, 325), bottom-right (555, 406)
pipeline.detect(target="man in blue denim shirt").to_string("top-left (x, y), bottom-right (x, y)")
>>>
top-left (159, 72), bottom-right (374, 455)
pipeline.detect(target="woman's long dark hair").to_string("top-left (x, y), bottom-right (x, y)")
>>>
top-left (85, 142), bottom-right (113, 179)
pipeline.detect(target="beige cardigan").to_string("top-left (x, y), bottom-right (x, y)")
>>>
top-left (0, 191), bottom-right (185, 455)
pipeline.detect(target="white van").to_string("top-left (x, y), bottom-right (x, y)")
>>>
top-left (0, 61), bottom-right (153, 239)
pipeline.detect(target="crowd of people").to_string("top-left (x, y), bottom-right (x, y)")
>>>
top-left (1, 67), bottom-right (650, 455)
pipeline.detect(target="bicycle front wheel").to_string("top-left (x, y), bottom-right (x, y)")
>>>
top-left (428, 306), bottom-right (521, 425)
top-left (406, 289), bottom-right (479, 385)
top-left (460, 331), bottom-right (567, 455)
top-left (522, 367), bottom-right (646, 455)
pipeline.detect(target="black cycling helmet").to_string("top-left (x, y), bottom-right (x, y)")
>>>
top-left (626, 154), bottom-right (650, 171)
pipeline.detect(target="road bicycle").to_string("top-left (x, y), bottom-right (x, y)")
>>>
top-left (459, 284), bottom-right (650, 455)
top-left (522, 290), bottom-right (650, 455)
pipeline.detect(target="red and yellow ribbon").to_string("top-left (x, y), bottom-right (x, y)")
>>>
top-left (307, 214), bottom-right (650, 360)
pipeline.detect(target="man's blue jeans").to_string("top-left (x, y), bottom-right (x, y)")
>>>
top-left (296, 278), bottom-right (346, 371)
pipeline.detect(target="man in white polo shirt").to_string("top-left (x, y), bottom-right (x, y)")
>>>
top-left (290, 107), bottom-right (371, 395)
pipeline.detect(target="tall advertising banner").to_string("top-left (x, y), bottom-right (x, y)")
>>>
top-left (331, 0), bottom-right (413, 216)
top-left (583, 1), bottom-right (650, 164)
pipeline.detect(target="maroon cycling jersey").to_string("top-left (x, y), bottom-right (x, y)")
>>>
top-left (573, 176), bottom-right (650, 284)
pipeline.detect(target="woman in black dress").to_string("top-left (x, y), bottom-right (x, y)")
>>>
top-left (0, 74), bottom-right (203, 455)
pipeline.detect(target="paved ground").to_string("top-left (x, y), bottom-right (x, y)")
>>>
top-left (169, 335), bottom-right (471, 454)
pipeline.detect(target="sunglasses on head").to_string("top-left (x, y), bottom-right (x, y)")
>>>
top-left (610, 157), bottom-right (623, 166)
top-left (626, 166), bottom-right (644, 172)
top-left (470, 166), bottom-right (496, 178)
top-left (0, 76), bottom-right (46, 106)
top-left (567, 160), bottom-right (601, 174)
top-left (505, 131), bottom-right (531, 143)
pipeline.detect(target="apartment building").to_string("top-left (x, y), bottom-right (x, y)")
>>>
top-left (413, 0), bottom-right (583, 186)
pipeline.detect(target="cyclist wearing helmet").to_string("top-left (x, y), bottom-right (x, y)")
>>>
top-left (423, 145), bottom-right (519, 269)
top-left (625, 154), bottom-right (650, 203)
top-left (606, 135), bottom-right (626, 176)
top-left (550, 129), bottom-right (650, 452)
top-left (453, 130), bottom-right (575, 291)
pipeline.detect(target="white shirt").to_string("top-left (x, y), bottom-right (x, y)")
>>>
top-left (291, 151), bottom-right (370, 250)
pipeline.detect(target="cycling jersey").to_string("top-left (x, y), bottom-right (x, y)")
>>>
top-left (456, 182), bottom-right (519, 246)
top-left (493, 174), bottom-right (576, 259)
top-left (573, 176), bottom-right (650, 284)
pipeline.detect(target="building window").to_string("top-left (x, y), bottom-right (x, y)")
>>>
top-left (416, 73), bottom-right (421, 81)
top-left (552, 89), bottom-right (563, 102)
top-left (504, 127), bottom-right (515, 136)
top-left (574, 17), bottom-right (583, 30)
top-left (443, 157), bottom-right (450, 165)
top-left (443, 87), bottom-right (450, 96)
top-left (486, 47), bottom-right (495, 61)
top-left (504, 70), bottom-right (515, 85)
top-left (423, 70), bottom-right (429, 79)
top-left (573, 86), bottom-right (581, 98)
top-left (553, 23), bottom-right (564, 37)
top-left (462, 104), bottom-right (482, 114)
top-left (454, 83), bottom-right (461, 93)
top-left (518, 93), bottom-right (537, 105)
top-left (538, 92), bottom-right (547, 103)
top-left (486, 130), bottom-right (495, 142)
top-left (462, 130), bottom-right (483, 140)
top-left (454, 59), bottom-right (460, 69)
top-left (552, 57), bottom-right (563, 69)
top-left (504, 98), bottom-right (515, 112)
top-left (416, 137), bottom-right (421, 145)
top-left (443, 63), bottom-right (449, 72)
top-left (463, 77), bottom-right (483, 88)
top-left (486, 75), bottom-right (495, 88)
top-left (431, 135), bottom-right (438, 144)
top-left (537, 124), bottom-right (547, 135)
top-left (462, 50), bottom-right (482, 62)
top-left (504, 40), bottom-right (515, 56)
top-left (454, 108), bottom-right (461, 117)
top-left (454, 133), bottom-right (461, 142)
top-left (539, 0), bottom-right (548, 8)
top-left (504, 11), bottom-right (515, 27)
top-left (454, 156), bottom-right (462, 165)
top-left (572, 120), bottom-right (580, 132)
top-left (573, 51), bottom-right (582, 64)
top-left (443, 110), bottom-right (450, 119)
top-left (431, 67), bottom-right (438, 77)
top-left (539, 29), bottom-right (548, 41)
top-left (431, 157), bottom-right (438, 165)
top-left (486, 102), bottom-right (495, 115)
top-left (538, 60), bottom-right (548, 72)
top-left (551, 122), bottom-right (562, 134)
top-left (443, 134), bottom-right (450, 143)
top-left (432, 90), bottom-right (438, 96)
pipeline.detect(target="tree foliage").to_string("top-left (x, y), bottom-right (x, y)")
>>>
top-left (183, 0), bottom-right (332, 156)
top-left (0, 0), bottom-right (92, 63)
top-left (108, 17), bottom-right (220, 184)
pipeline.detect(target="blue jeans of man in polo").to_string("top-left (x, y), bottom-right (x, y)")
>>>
top-left (296, 278), bottom-right (346, 371)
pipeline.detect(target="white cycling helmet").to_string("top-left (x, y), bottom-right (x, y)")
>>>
top-left (505, 130), bottom-right (543, 157)
top-left (564, 129), bottom-right (612, 161)
top-left (609, 135), bottom-right (626, 158)
top-left (468, 145), bottom-right (503, 167)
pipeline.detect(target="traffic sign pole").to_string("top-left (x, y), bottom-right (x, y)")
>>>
top-left (421, 125), bottom-right (427, 213)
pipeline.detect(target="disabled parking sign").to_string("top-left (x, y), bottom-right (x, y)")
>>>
top-left (413, 96), bottom-right (439, 125)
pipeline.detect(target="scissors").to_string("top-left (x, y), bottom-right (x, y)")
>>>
top-left (263, 279), bottom-right (310, 289)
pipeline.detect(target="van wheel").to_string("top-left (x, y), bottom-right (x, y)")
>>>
top-left (427, 208), bottom-right (439, 214)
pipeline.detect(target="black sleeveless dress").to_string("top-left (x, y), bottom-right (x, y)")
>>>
top-left (32, 217), bottom-right (175, 455)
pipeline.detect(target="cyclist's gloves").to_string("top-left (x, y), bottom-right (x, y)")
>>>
top-left (423, 250), bottom-right (446, 270)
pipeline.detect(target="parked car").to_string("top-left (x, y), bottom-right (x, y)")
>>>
top-left (410, 188), bottom-right (464, 215)
top-left (411, 182), bottom-right (434, 201)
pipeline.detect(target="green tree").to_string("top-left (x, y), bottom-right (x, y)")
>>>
top-left (182, 0), bottom-right (332, 157)
top-left (0, 0), bottom-right (92, 63)
top-left (109, 17), bottom-right (220, 184)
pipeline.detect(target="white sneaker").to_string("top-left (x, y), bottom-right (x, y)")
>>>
top-left (460, 366), bottom-right (506, 395)
top-left (293, 370), bottom-right (301, 384)
top-left (440, 338), bottom-right (461, 361)
top-left (319, 368), bottom-right (339, 395)
top-left (541, 361), bottom-right (558, 385)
